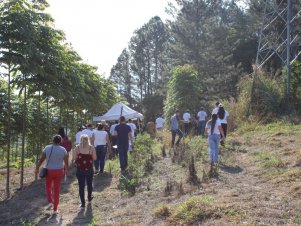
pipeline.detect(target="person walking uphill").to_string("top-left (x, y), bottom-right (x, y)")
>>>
top-left (73, 135), bottom-right (97, 208)
top-left (92, 123), bottom-right (111, 174)
top-left (205, 114), bottom-right (225, 174)
top-left (115, 116), bottom-right (132, 173)
top-left (170, 110), bottom-right (184, 147)
top-left (35, 135), bottom-right (69, 215)
top-left (217, 104), bottom-right (229, 146)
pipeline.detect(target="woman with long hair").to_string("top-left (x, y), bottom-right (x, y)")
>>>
top-left (217, 104), bottom-right (229, 146)
top-left (35, 135), bottom-right (69, 214)
top-left (205, 114), bottom-right (225, 173)
top-left (73, 134), bottom-right (97, 208)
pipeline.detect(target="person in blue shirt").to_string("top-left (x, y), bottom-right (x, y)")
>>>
top-left (115, 116), bottom-right (132, 172)
top-left (170, 110), bottom-right (184, 147)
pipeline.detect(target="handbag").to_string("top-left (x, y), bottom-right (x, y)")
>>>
top-left (39, 145), bottom-right (54, 178)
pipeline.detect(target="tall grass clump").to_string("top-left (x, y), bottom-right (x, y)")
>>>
top-left (222, 71), bottom-right (285, 130)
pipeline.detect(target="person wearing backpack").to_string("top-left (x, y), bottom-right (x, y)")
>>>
top-left (73, 134), bottom-right (97, 208)
top-left (58, 127), bottom-right (72, 153)
top-left (35, 135), bottom-right (69, 215)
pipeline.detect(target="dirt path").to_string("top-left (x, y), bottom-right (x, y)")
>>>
top-left (1, 131), bottom-right (301, 225)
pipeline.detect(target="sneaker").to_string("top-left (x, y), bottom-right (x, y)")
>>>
top-left (45, 203), bottom-right (53, 210)
top-left (80, 204), bottom-right (85, 209)
top-left (52, 210), bottom-right (58, 215)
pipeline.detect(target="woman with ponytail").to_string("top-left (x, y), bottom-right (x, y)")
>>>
top-left (205, 114), bottom-right (225, 171)
top-left (73, 134), bottom-right (97, 208)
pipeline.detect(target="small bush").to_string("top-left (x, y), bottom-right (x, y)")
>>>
top-left (187, 155), bottom-right (200, 186)
top-left (169, 196), bottom-right (221, 225)
top-left (153, 203), bottom-right (171, 219)
top-left (119, 175), bottom-right (137, 196)
top-left (164, 180), bottom-right (174, 196)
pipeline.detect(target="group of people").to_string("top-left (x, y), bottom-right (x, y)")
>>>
top-left (34, 103), bottom-right (228, 214)
top-left (35, 116), bottom-right (135, 214)
top-left (169, 102), bottom-right (229, 167)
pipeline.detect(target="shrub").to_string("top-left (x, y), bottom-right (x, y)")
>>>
top-left (169, 196), bottom-right (221, 225)
top-left (153, 204), bottom-right (171, 219)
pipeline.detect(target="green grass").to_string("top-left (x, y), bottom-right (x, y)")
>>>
top-left (252, 151), bottom-right (285, 169)
top-left (169, 196), bottom-right (220, 225)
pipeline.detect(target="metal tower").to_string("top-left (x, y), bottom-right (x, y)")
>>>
top-left (254, 0), bottom-right (301, 97)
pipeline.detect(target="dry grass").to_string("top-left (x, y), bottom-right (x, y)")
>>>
top-left (153, 203), bottom-right (172, 219)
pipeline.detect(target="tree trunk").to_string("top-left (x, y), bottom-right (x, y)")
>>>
top-left (20, 81), bottom-right (26, 189)
top-left (6, 63), bottom-right (11, 198)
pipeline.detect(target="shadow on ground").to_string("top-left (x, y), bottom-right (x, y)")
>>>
top-left (219, 163), bottom-right (244, 174)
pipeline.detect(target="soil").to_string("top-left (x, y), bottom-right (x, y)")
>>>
top-left (1, 130), bottom-right (301, 225)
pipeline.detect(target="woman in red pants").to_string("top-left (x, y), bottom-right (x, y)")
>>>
top-left (36, 135), bottom-right (69, 214)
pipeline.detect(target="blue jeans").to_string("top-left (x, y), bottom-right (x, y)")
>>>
top-left (208, 134), bottom-right (220, 163)
top-left (198, 121), bottom-right (206, 136)
top-left (76, 168), bottom-right (93, 206)
top-left (95, 145), bottom-right (107, 172)
top-left (171, 129), bottom-right (184, 147)
top-left (118, 145), bottom-right (128, 171)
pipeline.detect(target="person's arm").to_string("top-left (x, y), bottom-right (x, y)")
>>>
top-left (91, 146), bottom-right (97, 161)
top-left (64, 153), bottom-right (69, 173)
top-left (91, 133), bottom-right (95, 146)
top-left (35, 152), bottom-right (46, 176)
top-left (106, 133), bottom-right (112, 152)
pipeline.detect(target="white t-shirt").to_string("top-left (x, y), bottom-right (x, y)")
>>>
top-left (197, 111), bottom-right (207, 121)
top-left (205, 120), bottom-right (222, 135)
top-left (127, 123), bottom-right (137, 138)
top-left (156, 117), bottom-right (165, 129)
top-left (183, 112), bottom-right (191, 122)
top-left (75, 131), bottom-right (82, 144)
top-left (212, 107), bottom-right (219, 115)
top-left (81, 129), bottom-right (93, 138)
top-left (93, 130), bottom-right (108, 146)
top-left (110, 124), bottom-right (118, 136)
top-left (219, 111), bottom-right (229, 124)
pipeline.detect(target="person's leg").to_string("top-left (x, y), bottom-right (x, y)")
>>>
top-left (45, 170), bottom-right (53, 204)
top-left (124, 147), bottom-right (129, 170)
top-left (118, 146), bottom-right (126, 171)
top-left (76, 170), bottom-right (86, 207)
top-left (171, 130), bottom-right (176, 147)
top-left (208, 135), bottom-right (215, 163)
top-left (197, 121), bottom-right (202, 135)
top-left (175, 129), bottom-right (183, 146)
top-left (86, 169), bottom-right (94, 201)
top-left (52, 169), bottom-right (64, 211)
top-left (201, 121), bottom-right (206, 136)
top-left (222, 123), bottom-right (228, 138)
top-left (94, 145), bottom-right (101, 172)
top-left (99, 145), bottom-right (107, 173)
top-left (213, 134), bottom-right (220, 163)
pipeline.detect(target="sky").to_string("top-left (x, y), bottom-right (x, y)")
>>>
top-left (47, 0), bottom-right (170, 77)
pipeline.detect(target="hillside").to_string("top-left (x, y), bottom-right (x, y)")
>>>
top-left (1, 122), bottom-right (301, 225)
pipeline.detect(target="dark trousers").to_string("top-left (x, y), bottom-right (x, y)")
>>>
top-left (171, 129), bottom-right (184, 147)
top-left (198, 120), bottom-right (206, 136)
top-left (184, 123), bottom-right (190, 135)
top-left (95, 145), bottom-right (107, 172)
top-left (118, 145), bottom-right (128, 171)
top-left (76, 168), bottom-right (93, 206)
top-left (221, 123), bottom-right (228, 137)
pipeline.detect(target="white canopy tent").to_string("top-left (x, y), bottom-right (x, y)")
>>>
top-left (93, 102), bottom-right (143, 122)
